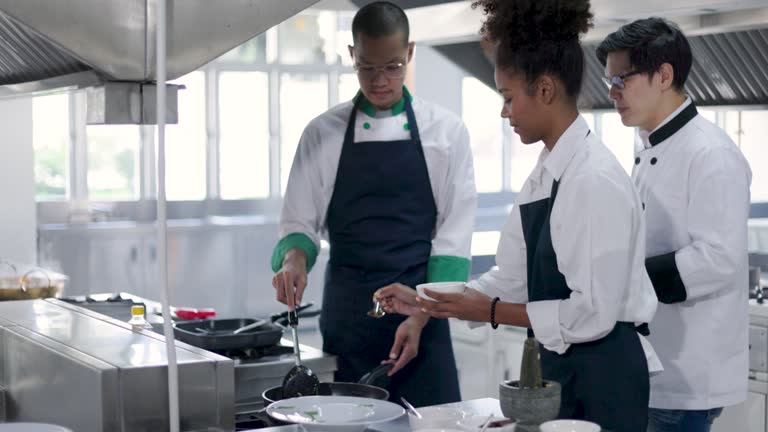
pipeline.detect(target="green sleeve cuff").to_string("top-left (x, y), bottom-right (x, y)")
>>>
top-left (427, 255), bottom-right (471, 283)
top-left (271, 233), bottom-right (319, 273)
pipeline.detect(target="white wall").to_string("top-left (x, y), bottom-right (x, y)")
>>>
top-left (413, 43), bottom-right (464, 116)
top-left (0, 97), bottom-right (36, 264)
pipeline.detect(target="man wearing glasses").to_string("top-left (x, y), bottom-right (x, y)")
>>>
top-left (271, 1), bottom-right (475, 406)
top-left (597, 18), bottom-right (752, 432)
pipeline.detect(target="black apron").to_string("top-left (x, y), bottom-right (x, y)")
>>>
top-left (319, 94), bottom-right (461, 407)
top-left (520, 159), bottom-right (649, 432)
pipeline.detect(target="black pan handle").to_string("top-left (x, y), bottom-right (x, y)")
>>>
top-left (270, 302), bottom-right (314, 323)
top-left (358, 363), bottom-right (393, 387)
top-left (272, 303), bottom-right (321, 328)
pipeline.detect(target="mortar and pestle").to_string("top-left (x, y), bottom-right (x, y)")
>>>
top-left (499, 337), bottom-right (561, 432)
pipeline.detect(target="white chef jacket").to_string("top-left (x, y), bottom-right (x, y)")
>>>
top-left (278, 94), bottom-right (476, 273)
top-left (469, 115), bottom-right (659, 358)
top-left (636, 97), bottom-right (752, 410)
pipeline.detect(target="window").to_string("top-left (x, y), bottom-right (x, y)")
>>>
top-left (166, 71), bottom-right (206, 200)
top-left (338, 73), bottom-right (359, 104)
top-left (219, 71), bottom-right (271, 199)
top-left (737, 111), bottom-right (768, 202)
top-left (280, 73), bottom-right (329, 193)
top-left (699, 109), bottom-right (717, 123)
top-left (336, 12), bottom-right (355, 67)
top-left (462, 77), bottom-right (503, 193)
top-left (32, 94), bottom-right (69, 200)
top-left (219, 34), bottom-right (268, 64)
top-left (600, 112), bottom-right (635, 174)
top-left (508, 132), bottom-right (541, 192)
top-left (724, 111), bottom-right (741, 145)
top-left (279, 11), bottom-right (336, 65)
top-left (33, 6), bottom-right (360, 222)
top-left (86, 125), bottom-right (141, 200)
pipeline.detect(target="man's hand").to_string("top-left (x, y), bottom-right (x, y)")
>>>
top-left (373, 283), bottom-right (422, 316)
top-left (382, 314), bottom-right (429, 376)
top-left (272, 248), bottom-right (308, 310)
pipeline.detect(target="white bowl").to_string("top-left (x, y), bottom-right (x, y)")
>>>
top-left (416, 282), bottom-right (466, 301)
top-left (457, 415), bottom-right (516, 431)
top-left (539, 419), bottom-right (600, 432)
top-left (409, 406), bottom-right (467, 430)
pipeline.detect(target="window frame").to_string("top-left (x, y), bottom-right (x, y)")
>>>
top-left (33, 10), bottom-right (768, 223)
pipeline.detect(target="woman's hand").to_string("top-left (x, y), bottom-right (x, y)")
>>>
top-left (418, 287), bottom-right (493, 322)
top-left (373, 283), bottom-right (422, 316)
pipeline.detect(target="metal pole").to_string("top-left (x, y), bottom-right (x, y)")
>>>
top-left (156, 0), bottom-right (180, 430)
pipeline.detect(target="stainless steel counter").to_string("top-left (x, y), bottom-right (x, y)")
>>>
top-left (241, 398), bottom-right (503, 432)
top-left (0, 298), bottom-right (234, 431)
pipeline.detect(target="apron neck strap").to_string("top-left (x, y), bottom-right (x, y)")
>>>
top-left (343, 91), bottom-right (420, 144)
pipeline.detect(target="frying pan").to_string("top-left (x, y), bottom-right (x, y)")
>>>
top-left (173, 303), bottom-right (319, 351)
top-left (261, 363), bottom-right (393, 405)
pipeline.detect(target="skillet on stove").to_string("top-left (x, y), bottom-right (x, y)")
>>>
top-left (261, 363), bottom-right (393, 405)
top-left (173, 302), bottom-right (319, 351)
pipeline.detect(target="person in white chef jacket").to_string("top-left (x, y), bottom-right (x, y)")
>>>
top-left (597, 17), bottom-right (753, 432)
top-left (376, 1), bottom-right (659, 431)
top-left (270, 1), bottom-right (476, 407)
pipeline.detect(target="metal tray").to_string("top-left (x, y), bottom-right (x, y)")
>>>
top-left (174, 318), bottom-right (283, 351)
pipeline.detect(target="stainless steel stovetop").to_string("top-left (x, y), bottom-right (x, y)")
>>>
top-left (61, 293), bottom-right (337, 419)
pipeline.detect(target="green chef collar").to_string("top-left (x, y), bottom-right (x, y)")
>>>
top-left (355, 86), bottom-right (413, 118)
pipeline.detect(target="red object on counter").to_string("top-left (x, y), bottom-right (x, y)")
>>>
top-left (174, 307), bottom-right (217, 320)
top-left (197, 308), bottom-right (217, 319)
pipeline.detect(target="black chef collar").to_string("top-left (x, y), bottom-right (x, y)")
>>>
top-left (648, 101), bottom-right (698, 146)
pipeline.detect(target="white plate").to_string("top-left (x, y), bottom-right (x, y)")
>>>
top-left (539, 419), bottom-right (600, 432)
top-left (266, 395), bottom-right (405, 432)
top-left (0, 424), bottom-right (72, 432)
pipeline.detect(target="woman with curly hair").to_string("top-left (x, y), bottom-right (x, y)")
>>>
top-left (375, 0), bottom-right (659, 429)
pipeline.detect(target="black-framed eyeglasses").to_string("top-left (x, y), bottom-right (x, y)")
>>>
top-left (602, 70), bottom-right (643, 90)
top-left (353, 61), bottom-right (406, 80)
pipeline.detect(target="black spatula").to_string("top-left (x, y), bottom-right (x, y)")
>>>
top-left (281, 306), bottom-right (320, 398)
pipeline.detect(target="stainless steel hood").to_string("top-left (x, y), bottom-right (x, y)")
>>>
top-left (405, 0), bottom-right (768, 108)
top-left (0, 0), bottom-right (319, 123)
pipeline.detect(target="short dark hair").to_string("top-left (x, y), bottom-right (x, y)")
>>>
top-left (352, 1), bottom-right (409, 45)
top-left (596, 17), bottom-right (692, 91)
top-left (472, 0), bottom-right (593, 100)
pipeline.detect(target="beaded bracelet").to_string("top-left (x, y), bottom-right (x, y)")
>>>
top-left (490, 297), bottom-right (501, 329)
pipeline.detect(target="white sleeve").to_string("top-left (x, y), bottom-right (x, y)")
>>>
top-left (279, 123), bottom-right (324, 250)
top-left (431, 121), bottom-right (476, 260)
top-left (527, 173), bottom-right (634, 354)
top-left (675, 145), bottom-right (752, 299)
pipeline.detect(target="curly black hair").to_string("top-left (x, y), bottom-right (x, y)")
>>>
top-left (472, 0), bottom-right (593, 98)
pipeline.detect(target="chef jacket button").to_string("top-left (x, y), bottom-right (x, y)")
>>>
top-left (403, 123), bottom-right (410, 131)
top-left (635, 157), bottom-right (641, 165)
top-left (642, 202), bottom-right (646, 210)
top-left (363, 122), bottom-right (371, 130)
top-left (651, 157), bottom-right (658, 165)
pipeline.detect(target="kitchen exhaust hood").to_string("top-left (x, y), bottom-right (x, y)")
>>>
top-left (0, 0), bottom-right (319, 123)
top-left (402, 0), bottom-right (768, 108)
